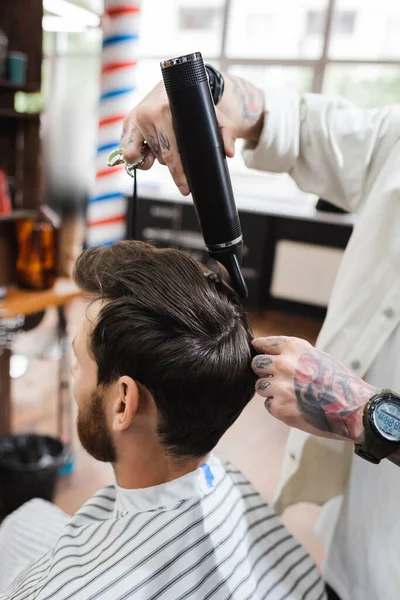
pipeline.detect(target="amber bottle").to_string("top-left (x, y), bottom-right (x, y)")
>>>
top-left (16, 206), bottom-right (60, 290)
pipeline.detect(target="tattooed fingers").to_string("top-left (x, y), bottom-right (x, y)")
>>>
top-left (155, 125), bottom-right (189, 194)
top-left (252, 354), bottom-right (273, 377)
top-left (255, 378), bottom-right (274, 414)
top-left (252, 336), bottom-right (290, 355)
top-left (256, 379), bottom-right (272, 392)
top-left (263, 397), bottom-right (274, 413)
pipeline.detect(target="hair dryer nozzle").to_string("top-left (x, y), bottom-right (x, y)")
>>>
top-left (208, 243), bottom-right (248, 299)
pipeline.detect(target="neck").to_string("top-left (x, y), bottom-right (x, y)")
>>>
top-left (113, 437), bottom-right (207, 489)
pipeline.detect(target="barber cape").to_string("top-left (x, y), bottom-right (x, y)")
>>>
top-left (0, 455), bottom-right (325, 600)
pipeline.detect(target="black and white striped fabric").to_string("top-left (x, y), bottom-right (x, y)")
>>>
top-left (0, 455), bottom-right (326, 600)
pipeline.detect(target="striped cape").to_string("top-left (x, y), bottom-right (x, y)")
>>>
top-left (0, 455), bottom-right (326, 600)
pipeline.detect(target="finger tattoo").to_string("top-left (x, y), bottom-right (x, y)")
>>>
top-left (121, 125), bottom-right (128, 143)
top-left (257, 380), bottom-right (271, 391)
top-left (271, 337), bottom-right (287, 348)
top-left (254, 356), bottom-right (273, 370)
top-left (145, 133), bottom-right (161, 157)
top-left (127, 126), bottom-right (137, 145)
top-left (159, 131), bottom-right (171, 151)
top-left (264, 397), bottom-right (273, 412)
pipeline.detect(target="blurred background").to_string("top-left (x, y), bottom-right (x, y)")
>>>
top-left (40, 0), bottom-right (400, 221)
top-left (0, 0), bottom-right (398, 566)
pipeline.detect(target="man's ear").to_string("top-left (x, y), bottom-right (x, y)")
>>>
top-left (112, 376), bottom-right (139, 432)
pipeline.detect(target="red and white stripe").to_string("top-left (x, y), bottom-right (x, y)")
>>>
top-left (87, 0), bottom-right (142, 247)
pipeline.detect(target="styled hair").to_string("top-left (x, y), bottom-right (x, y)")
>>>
top-left (73, 241), bottom-right (256, 458)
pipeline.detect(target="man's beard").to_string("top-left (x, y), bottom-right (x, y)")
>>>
top-left (77, 389), bottom-right (117, 463)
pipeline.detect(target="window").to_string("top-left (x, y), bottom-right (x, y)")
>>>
top-left (306, 11), bottom-right (325, 35)
top-left (132, 0), bottom-right (400, 182)
top-left (328, 0), bottom-right (400, 59)
top-left (138, 0), bottom-right (225, 59)
top-left (335, 10), bottom-right (356, 35)
top-left (179, 7), bottom-right (222, 31)
top-left (307, 10), bottom-right (355, 36)
top-left (49, 1), bottom-right (400, 193)
top-left (228, 65), bottom-right (313, 95)
top-left (323, 64), bottom-right (400, 108)
top-left (225, 0), bottom-right (326, 59)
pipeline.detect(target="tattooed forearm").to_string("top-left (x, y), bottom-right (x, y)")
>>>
top-left (294, 350), bottom-right (378, 443)
top-left (159, 131), bottom-right (171, 151)
top-left (230, 75), bottom-right (264, 125)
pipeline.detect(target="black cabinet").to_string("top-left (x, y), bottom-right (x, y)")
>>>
top-left (133, 195), bottom-right (354, 315)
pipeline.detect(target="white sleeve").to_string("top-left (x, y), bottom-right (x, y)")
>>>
top-left (243, 89), bottom-right (400, 213)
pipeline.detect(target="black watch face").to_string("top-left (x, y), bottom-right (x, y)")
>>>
top-left (372, 397), bottom-right (400, 442)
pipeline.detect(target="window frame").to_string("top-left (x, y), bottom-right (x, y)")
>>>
top-left (136, 0), bottom-right (400, 95)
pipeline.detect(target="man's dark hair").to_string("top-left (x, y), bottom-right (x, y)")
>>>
top-left (73, 241), bottom-right (256, 458)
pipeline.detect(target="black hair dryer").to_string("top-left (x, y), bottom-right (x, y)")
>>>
top-left (160, 52), bottom-right (248, 298)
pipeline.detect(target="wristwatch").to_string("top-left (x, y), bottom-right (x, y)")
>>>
top-left (354, 389), bottom-right (400, 464)
top-left (205, 64), bottom-right (224, 105)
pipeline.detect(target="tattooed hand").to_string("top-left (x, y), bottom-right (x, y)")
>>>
top-left (252, 336), bottom-right (379, 444)
top-left (121, 81), bottom-right (237, 196)
top-left (120, 75), bottom-right (264, 196)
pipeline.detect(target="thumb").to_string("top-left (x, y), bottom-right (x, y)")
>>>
top-left (216, 108), bottom-right (237, 158)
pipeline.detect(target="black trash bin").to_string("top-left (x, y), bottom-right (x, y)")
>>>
top-left (0, 434), bottom-right (66, 518)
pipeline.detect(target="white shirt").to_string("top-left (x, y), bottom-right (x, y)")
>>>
top-left (325, 325), bottom-right (400, 600)
top-left (0, 455), bottom-right (325, 600)
top-left (243, 90), bottom-right (400, 374)
top-left (243, 90), bottom-right (400, 600)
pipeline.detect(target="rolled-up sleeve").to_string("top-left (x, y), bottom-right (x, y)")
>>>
top-left (243, 89), bottom-right (300, 174)
top-left (243, 89), bottom-right (400, 213)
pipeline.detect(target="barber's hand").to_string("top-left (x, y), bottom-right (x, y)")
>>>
top-left (120, 75), bottom-right (264, 196)
top-left (252, 336), bottom-right (378, 444)
top-left (120, 81), bottom-right (237, 196)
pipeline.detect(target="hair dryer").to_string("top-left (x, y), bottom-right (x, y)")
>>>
top-left (160, 52), bottom-right (247, 298)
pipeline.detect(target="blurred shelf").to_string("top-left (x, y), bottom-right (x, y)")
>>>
top-left (0, 109), bottom-right (40, 121)
top-left (0, 80), bottom-right (40, 92)
top-left (0, 210), bottom-right (37, 222)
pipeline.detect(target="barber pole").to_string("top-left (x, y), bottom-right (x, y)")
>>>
top-left (86, 0), bottom-right (141, 247)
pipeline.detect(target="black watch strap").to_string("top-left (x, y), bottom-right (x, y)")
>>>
top-left (354, 389), bottom-right (400, 464)
top-left (205, 64), bottom-right (224, 105)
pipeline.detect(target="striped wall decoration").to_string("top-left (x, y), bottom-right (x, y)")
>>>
top-left (86, 0), bottom-right (141, 247)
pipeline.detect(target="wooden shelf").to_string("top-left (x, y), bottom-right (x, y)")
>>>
top-left (0, 0), bottom-right (44, 292)
top-left (0, 210), bottom-right (37, 222)
top-left (0, 109), bottom-right (40, 121)
top-left (0, 277), bottom-right (81, 320)
top-left (0, 80), bottom-right (40, 93)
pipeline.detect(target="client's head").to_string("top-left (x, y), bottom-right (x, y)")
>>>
top-left (71, 241), bottom-right (255, 483)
